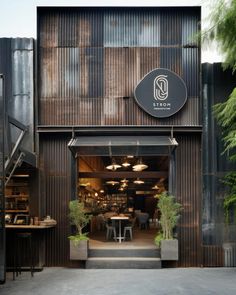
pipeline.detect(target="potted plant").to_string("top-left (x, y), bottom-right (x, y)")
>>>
top-left (154, 192), bottom-right (182, 260)
top-left (68, 200), bottom-right (91, 260)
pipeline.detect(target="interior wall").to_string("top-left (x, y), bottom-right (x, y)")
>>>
top-left (78, 156), bottom-right (103, 192)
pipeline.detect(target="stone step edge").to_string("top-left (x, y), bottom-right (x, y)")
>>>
top-left (87, 257), bottom-right (161, 261)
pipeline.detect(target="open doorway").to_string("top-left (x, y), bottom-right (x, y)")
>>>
top-left (77, 155), bottom-right (169, 248)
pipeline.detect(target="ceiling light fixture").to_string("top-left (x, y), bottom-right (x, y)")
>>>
top-left (152, 185), bottom-right (159, 190)
top-left (118, 187), bottom-right (125, 191)
top-left (133, 178), bottom-right (144, 184)
top-left (122, 159), bottom-right (131, 167)
top-left (132, 158), bottom-right (148, 171)
top-left (105, 180), bottom-right (119, 186)
top-left (106, 158), bottom-right (121, 171)
top-left (120, 178), bottom-right (129, 183)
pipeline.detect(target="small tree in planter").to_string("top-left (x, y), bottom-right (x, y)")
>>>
top-left (68, 200), bottom-right (91, 260)
top-left (154, 192), bottom-right (182, 260)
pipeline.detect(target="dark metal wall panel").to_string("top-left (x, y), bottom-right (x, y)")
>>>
top-left (39, 133), bottom-right (202, 267)
top-left (37, 7), bottom-right (201, 127)
top-left (0, 38), bottom-right (34, 153)
top-left (202, 63), bottom-right (236, 266)
top-left (0, 75), bottom-right (6, 283)
top-left (176, 134), bottom-right (202, 267)
top-left (39, 135), bottom-right (72, 266)
top-left (203, 246), bottom-right (223, 267)
top-left (0, 39), bottom-right (12, 116)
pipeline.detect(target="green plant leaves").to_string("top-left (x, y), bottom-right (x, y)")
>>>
top-left (68, 200), bottom-right (91, 237)
top-left (155, 192), bottom-right (182, 241)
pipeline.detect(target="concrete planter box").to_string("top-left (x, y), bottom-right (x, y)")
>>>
top-left (161, 239), bottom-right (178, 261)
top-left (70, 240), bottom-right (88, 260)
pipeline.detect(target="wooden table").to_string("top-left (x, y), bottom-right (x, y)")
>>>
top-left (110, 216), bottom-right (129, 243)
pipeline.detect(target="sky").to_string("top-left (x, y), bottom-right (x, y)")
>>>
top-left (0, 0), bottom-right (222, 63)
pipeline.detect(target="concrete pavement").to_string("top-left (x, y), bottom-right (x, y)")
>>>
top-left (0, 267), bottom-right (236, 295)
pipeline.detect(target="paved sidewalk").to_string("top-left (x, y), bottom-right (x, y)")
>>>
top-left (0, 267), bottom-right (236, 295)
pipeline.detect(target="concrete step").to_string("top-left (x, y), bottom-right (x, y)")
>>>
top-left (86, 257), bottom-right (162, 269)
top-left (88, 248), bottom-right (160, 258)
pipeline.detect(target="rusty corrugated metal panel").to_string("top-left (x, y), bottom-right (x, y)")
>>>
top-left (104, 9), bottom-right (160, 47)
top-left (203, 246), bottom-right (223, 267)
top-left (176, 135), bottom-right (202, 267)
top-left (38, 7), bottom-right (200, 127)
top-left (39, 134), bottom-right (203, 267)
top-left (39, 45), bottom-right (199, 126)
top-left (0, 38), bottom-right (35, 153)
top-left (40, 135), bottom-right (72, 266)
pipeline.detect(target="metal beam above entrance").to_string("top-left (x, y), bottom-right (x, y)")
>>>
top-left (68, 135), bottom-right (178, 156)
top-left (79, 171), bottom-right (168, 179)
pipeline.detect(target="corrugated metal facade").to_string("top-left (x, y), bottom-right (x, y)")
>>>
top-left (38, 7), bottom-right (200, 126)
top-left (0, 38), bottom-right (34, 153)
top-left (37, 7), bottom-right (204, 267)
top-left (39, 134), bottom-right (203, 267)
top-left (39, 134), bottom-right (72, 266)
top-left (176, 135), bottom-right (202, 267)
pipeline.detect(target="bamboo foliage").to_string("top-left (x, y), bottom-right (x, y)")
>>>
top-left (157, 192), bottom-right (182, 240)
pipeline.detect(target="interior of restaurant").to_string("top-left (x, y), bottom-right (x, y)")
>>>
top-left (78, 154), bottom-right (169, 244)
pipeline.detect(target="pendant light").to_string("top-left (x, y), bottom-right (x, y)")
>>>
top-left (106, 158), bottom-right (121, 171)
top-left (106, 180), bottom-right (119, 186)
top-left (132, 158), bottom-right (148, 171)
top-left (120, 178), bottom-right (129, 183)
top-left (133, 178), bottom-right (144, 184)
top-left (122, 158), bottom-right (131, 168)
top-left (152, 184), bottom-right (159, 190)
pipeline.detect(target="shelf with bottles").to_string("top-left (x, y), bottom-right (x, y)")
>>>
top-left (101, 194), bottom-right (127, 209)
top-left (5, 196), bottom-right (29, 211)
top-left (5, 176), bottom-right (30, 223)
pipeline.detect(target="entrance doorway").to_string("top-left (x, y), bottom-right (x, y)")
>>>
top-left (68, 135), bottom-right (177, 248)
top-left (77, 154), bottom-right (169, 247)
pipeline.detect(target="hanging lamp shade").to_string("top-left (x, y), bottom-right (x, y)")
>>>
top-left (133, 178), bottom-right (144, 184)
top-left (106, 158), bottom-right (121, 171)
top-left (132, 158), bottom-right (148, 171)
top-left (106, 180), bottom-right (119, 186)
top-left (120, 178), bottom-right (129, 183)
top-left (122, 159), bottom-right (131, 167)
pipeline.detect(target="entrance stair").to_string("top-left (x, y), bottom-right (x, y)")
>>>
top-left (86, 248), bottom-right (161, 269)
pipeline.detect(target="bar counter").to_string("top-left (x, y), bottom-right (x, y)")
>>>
top-left (6, 224), bottom-right (55, 229)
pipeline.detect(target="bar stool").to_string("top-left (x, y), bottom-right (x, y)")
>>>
top-left (124, 217), bottom-right (136, 241)
top-left (13, 232), bottom-right (34, 280)
top-left (105, 223), bottom-right (117, 241)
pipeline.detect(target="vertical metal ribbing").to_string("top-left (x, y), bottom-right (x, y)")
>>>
top-left (40, 135), bottom-right (72, 266)
top-left (176, 135), bottom-right (202, 266)
top-left (38, 7), bottom-right (200, 126)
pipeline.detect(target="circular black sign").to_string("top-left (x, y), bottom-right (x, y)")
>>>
top-left (134, 68), bottom-right (187, 118)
